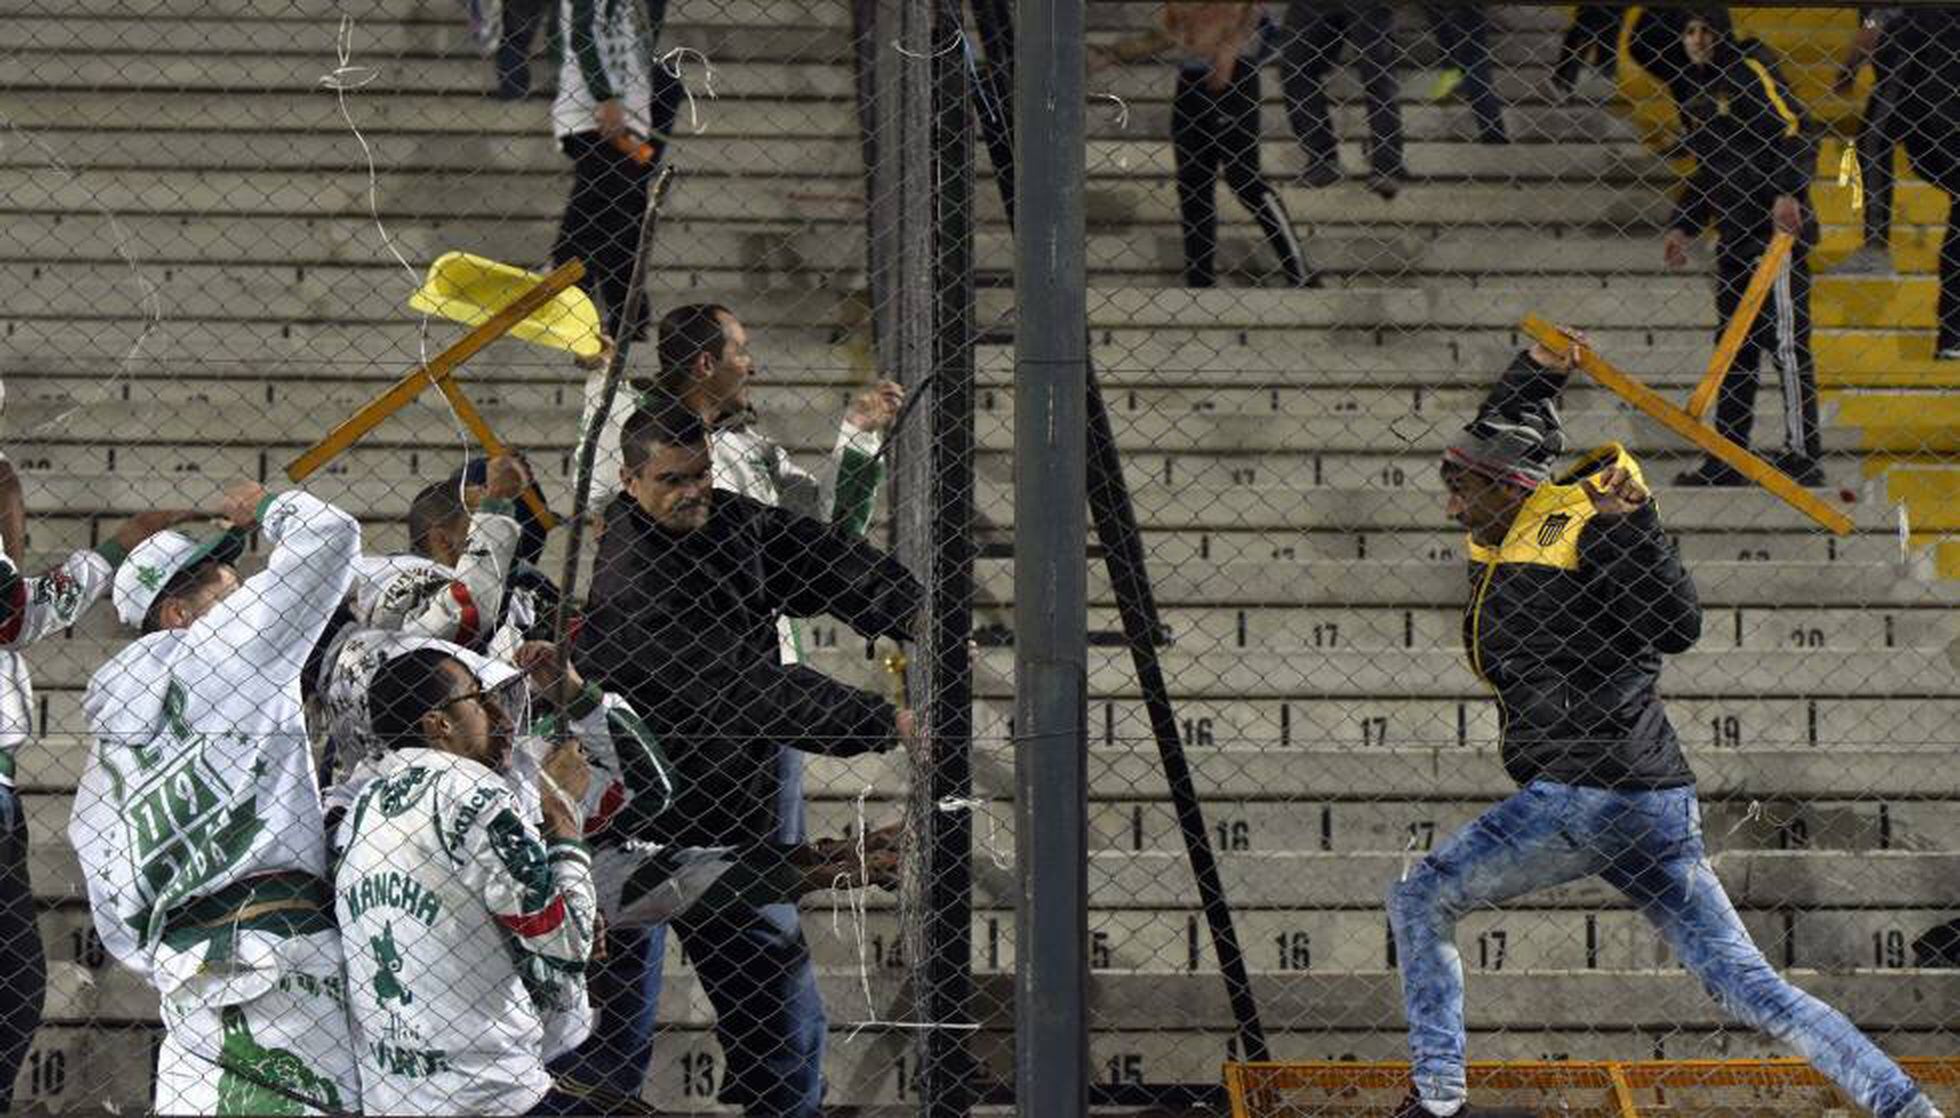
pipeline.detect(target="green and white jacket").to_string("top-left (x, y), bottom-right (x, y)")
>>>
top-left (551, 0), bottom-right (655, 142)
top-left (336, 749), bottom-right (596, 1116)
top-left (69, 491), bottom-right (361, 1005)
top-left (0, 541), bottom-right (125, 785)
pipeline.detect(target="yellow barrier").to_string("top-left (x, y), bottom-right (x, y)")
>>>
top-left (1225, 1057), bottom-right (1960, 1117)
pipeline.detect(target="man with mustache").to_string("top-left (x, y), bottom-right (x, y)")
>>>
top-left (573, 398), bottom-right (922, 1117)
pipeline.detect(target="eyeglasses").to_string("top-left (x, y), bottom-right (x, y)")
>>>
top-left (434, 689), bottom-right (503, 715)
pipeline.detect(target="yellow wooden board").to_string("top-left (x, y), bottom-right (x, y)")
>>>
top-left (1520, 315), bottom-right (1855, 536)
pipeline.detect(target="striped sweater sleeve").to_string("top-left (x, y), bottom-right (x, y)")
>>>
top-left (566, 0), bottom-right (617, 104)
top-left (455, 782), bottom-right (596, 970)
top-left (0, 548), bottom-right (115, 649)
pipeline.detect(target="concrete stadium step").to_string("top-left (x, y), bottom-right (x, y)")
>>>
top-left (13, 465), bottom-right (1914, 536)
top-left (0, 213), bottom-right (1695, 281)
top-left (0, 320), bottom-right (1727, 384)
top-left (8, 50), bottom-right (1611, 112)
top-left (20, 947), bottom-right (1956, 1030)
top-left (15, 687), bottom-right (1949, 783)
top-left (801, 797), bottom-right (1960, 860)
top-left (15, 729), bottom-right (1956, 801)
top-left (0, 371), bottom-right (1736, 424)
top-left (3, 2), bottom-right (1577, 53)
top-left (0, 89), bottom-right (1629, 145)
top-left (16, 636), bottom-right (1952, 695)
top-left (1061, 695), bottom-right (1960, 752)
top-left (30, 795), bottom-right (1960, 921)
top-left (5, 0), bottom-right (850, 26)
top-left (0, 396), bottom-right (1907, 467)
top-left (0, 445), bottom-right (1890, 522)
top-left (19, 1022), bottom-right (1960, 1117)
top-left (0, 123), bottom-right (1664, 184)
top-left (25, 899), bottom-right (1957, 1033)
top-left (0, 267), bottom-right (1718, 333)
top-left (0, 162), bottom-right (1679, 231)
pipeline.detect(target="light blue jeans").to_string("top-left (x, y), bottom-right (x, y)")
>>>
top-left (1387, 780), bottom-right (1934, 1118)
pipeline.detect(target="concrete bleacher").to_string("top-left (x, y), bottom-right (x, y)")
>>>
top-left (2, 0), bottom-right (1958, 1112)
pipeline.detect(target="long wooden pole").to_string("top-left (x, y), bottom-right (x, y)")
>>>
top-left (1685, 230), bottom-right (1796, 421)
top-left (1520, 315), bottom-right (1853, 536)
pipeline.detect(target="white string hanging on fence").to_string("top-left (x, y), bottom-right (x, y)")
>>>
top-left (1092, 91), bottom-right (1133, 169)
top-left (658, 47), bottom-right (719, 135)
top-left (830, 781), bottom-right (981, 1040)
top-left (321, 10), bottom-right (474, 487)
top-left (937, 795), bottom-right (1011, 870)
top-left (0, 116), bottom-right (161, 433)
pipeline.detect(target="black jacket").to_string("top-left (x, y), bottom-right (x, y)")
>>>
top-left (574, 490), bottom-right (922, 847)
top-left (1878, 7), bottom-right (1960, 194)
top-left (1666, 39), bottom-right (1812, 236)
top-left (1461, 366), bottom-right (1703, 790)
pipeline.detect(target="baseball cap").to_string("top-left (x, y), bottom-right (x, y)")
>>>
top-left (113, 527), bottom-right (248, 629)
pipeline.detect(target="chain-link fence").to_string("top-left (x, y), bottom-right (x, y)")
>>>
top-left (1, 0), bottom-right (1957, 1114)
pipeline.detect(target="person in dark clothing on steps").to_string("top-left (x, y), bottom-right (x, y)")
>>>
top-left (1829, 6), bottom-right (1904, 275)
top-left (1656, 8), bottom-right (1824, 487)
top-left (575, 400), bottom-right (922, 1117)
top-left (1873, 5), bottom-right (1960, 359)
top-left (1386, 329), bottom-right (1945, 1118)
top-left (1423, 2), bottom-right (1509, 145)
top-left (1096, 1), bottom-right (1317, 288)
top-left (1552, 4), bottom-right (1621, 99)
top-left (1281, 0), bottom-right (1406, 197)
top-left (549, 0), bottom-right (684, 343)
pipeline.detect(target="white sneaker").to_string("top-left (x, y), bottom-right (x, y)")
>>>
top-left (1937, 346), bottom-right (1960, 361)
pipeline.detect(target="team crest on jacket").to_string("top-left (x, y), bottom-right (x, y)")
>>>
top-left (1536, 513), bottom-right (1573, 547)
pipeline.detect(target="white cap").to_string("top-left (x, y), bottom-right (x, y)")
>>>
top-left (113, 529), bottom-right (245, 629)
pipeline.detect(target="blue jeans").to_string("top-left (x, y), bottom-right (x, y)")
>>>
top-left (1387, 781), bottom-right (1932, 1118)
top-left (547, 925), bottom-right (666, 1102)
top-left (661, 901), bottom-right (827, 1117)
top-left (0, 786), bottom-right (45, 1115)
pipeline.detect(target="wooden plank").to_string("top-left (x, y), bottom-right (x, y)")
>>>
top-left (283, 258), bottom-right (584, 483)
top-left (429, 376), bottom-right (559, 529)
top-left (1686, 230), bottom-right (1795, 421)
top-left (1518, 315), bottom-right (1854, 536)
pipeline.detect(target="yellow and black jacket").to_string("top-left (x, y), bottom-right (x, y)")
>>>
top-left (1666, 37), bottom-right (1813, 237)
top-left (1464, 445), bottom-right (1704, 790)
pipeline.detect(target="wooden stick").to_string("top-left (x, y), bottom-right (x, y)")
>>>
top-left (1685, 230), bottom-right (1795, 421)
top-left (553, 163), bottom-right (679, 662)
top-left (1520, 315), bottom-right (1853, 536)
top-left (285, 258), bottom-right (586, 483)
top-left (429, 376), bottom-right (559, 529)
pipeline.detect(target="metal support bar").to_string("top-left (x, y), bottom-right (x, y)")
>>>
top-left (1011, 0), bottom-right (1087, 1105)
top-left (908, 0), bottom-right (978, 1108)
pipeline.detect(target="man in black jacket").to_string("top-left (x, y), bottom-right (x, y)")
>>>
top-left (574, 399), bottom-right (921, 1117)
top-left (1658, 8), bottom-right (1824, 487)
top-left (1386, 332), bottom-right (1942, 1118)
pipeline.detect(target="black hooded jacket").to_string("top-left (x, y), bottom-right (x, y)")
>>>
top-left (574, 489), bottom-right (923, 847)
top-left (1664, 29), bottom-right (1813, 236)
top-left (1459, 358), bottom-right (1704, 790)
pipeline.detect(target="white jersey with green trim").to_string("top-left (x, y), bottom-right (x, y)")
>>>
top-left (349, 504), bottom-right (522, 655)
top-left (0, 546), bottom-right (117, 786)
top-left (551, 0), bottom-right (654, 142)
top-left (68, 491), bottom-right (360, 1002)
top-left (336, 748), bottom-right (596, 1116)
